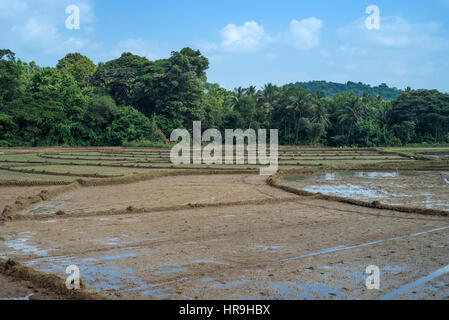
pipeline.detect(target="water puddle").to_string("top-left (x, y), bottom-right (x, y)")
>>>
top-left (282, 171), bottom-right (449, 211)
top-left (267, 281), bottom-right (347, 300)
top-left (148, 259), bottom-right (226, 276)
top-left (284, 172), bottom-right (399, 182)
top-left (95, 253), bottom-right (137, 261)
top-left (381, 263), bottom-right (449, 300)
top-left (441, 173), bottom-right (449, 184)
top-left (92, 236), bottom-right (158, 246)
top-left (253, 245), bottom-right (281, 251)
top-left (261, 263), bottom-right (411, 299)
top-left (1, 232), bottom-right (48, 257)
top-left (0, 293), bottom-right (34, 300)
top-left (25, 250), bottom-right (142, 293)
top-left (275, 225), bottom-right (449, 263)
top-left (23, 201), bottom-right (66, 215)
top-left (304, 184), bottom-right (389, 199)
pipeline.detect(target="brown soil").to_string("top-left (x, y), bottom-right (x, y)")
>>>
top-left (0, 186), bottom-right (58, 213)
top-left (1, 145), bottom-right (449, 301)
top-left (0, 272), bottom-right (61, 300)
top-left (20, 175), bottom-right (295, 215)
top-left (0, 174), bottom-right (448, 300)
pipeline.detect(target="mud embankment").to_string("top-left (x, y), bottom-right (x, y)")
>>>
top-left (0, 258), bottom-right (103, 300)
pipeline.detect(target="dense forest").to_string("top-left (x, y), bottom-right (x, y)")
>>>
top-left (1, 48), bottom-right (448, 148)
top-left (291, 81), bottom-right (401, 99)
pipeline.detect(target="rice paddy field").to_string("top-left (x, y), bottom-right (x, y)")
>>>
top-left (0, 146), bottom-right (449, 300)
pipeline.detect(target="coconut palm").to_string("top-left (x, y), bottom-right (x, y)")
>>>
top-left (287, 88), bottom-right (315, 119)
top-left (228, 87), bottom-right (246, 109)
top-left (244, 85), bottom-right (257, 96)
top-left (312, 101), bottom-right (330, 129)
top-left (258, 83), bottom-right (278, 122)
top-left (338, 96), bottom-right (361, 143)
top-left (287, 88), bottom-right (316, 143)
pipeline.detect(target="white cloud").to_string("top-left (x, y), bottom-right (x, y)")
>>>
top-left (330, 15), bottom-right (449, 91)
top-left (11, 18), bottom-right (59, 44)
top-left (337, 16), bottom-right (449, 51)
top-left (287, 17), bottom-right (323, 49)
top-left (0, 0), bottom-right (99, 62)
top-left (220, 21), bottom-right (267, 52)
top-left (201, 17), bottom-right (323, 54)
top-left (9, 17), bottom-right (98, 55)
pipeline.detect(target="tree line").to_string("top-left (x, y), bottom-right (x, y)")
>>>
top-left (1, 48), bottom-right (448, 147)
top-left (290, 80), bottom-right (401, 100)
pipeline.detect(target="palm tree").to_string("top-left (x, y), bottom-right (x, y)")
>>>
top-left (338, 97), bottom-right (361, 143)
top-left (312, 102), bottom-right (330, 128)
top-left (244, 85), bottom-right (257, 96)
top-left (287, 88), bottom-right (316, 143)
top-left (375, 97), bottom-right (391, 129)
top-left (258, 83), bottom-right (278, 124)
top-left (228, 87), bottom-right (246, 109)
top-left (287, 89), bottom-right (315, 118)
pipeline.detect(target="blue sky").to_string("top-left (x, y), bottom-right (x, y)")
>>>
top-left (1, 0), bottom-right (449, 91)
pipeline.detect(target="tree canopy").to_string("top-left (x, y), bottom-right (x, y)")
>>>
top-left (0, 48), bottom-right (448, 147)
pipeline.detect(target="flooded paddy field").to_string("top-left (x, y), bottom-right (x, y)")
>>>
top-left (280, 171), bottom-right (449, 212)
top-left (0, 146), bottom-right (449, 300)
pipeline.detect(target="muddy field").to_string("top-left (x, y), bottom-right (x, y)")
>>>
top-left (281, 171), bottom-right (449, 211)
top-left (20, 175), bottom-right (295, 216)
top-left (0, 147), bottom-right (449, 300)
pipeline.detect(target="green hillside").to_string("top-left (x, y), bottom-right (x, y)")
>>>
top-left (290, 81), bottom-right (401, 99)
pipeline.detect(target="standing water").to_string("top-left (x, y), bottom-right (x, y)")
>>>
top-left (281, 171), bottom-right (449, 211)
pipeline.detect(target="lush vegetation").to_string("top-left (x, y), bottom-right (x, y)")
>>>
top-left (1, 48), bottom-right (448, 148)
top-left (290, 81), bottom-right (401, 99)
